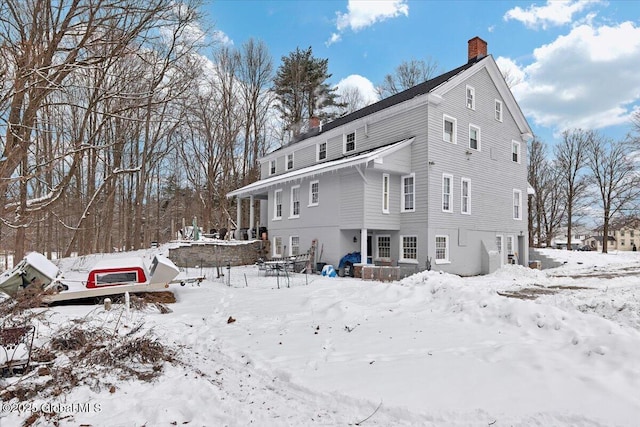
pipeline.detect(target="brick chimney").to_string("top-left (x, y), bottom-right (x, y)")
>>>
top-left (309, 116), bottom-right (320, 129)
top-left (468, 36), bottom-right (487, 62)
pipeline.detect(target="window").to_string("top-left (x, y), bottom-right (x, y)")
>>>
top-left (377, 235), bottom-right (391, 259)
top-left (309, 180), bottom-right (319, 206)
top-left (495, 99), bottom-right (503, 122)
top-left (513, 189), bottom-right (522, 220)
top-left (273, 236), bottom-right (283, 257)
top-left (290, 236), bottom-right (300, 256)
top-left (382, 174), bottom-right (390, 213)
top-left (443, 115), bottom-right (457, 144)
top-left (344, 132), bottom-right (356, 153)
top-left (512, 141), bottom-right (520, 163)
top-left (469, 125), bottom-right (480, 150)
top-left (435, 235), bottom-right (449, 264)
top-left (317, 142), bottom-right (327, 161)
top-left (290, 186), bottom-right (300, 218)
top-left (269, 160), bottom-right (276, 175)
top-left (632, 231), bottom-right (635, 238)
top-left (442, 174), bottom-right (453, 212)
top-left (621, 239), bottom-right (625, 246)
top-left (466, 85), bottom-right (475, 110)
top-left (401, 173), bottom-right (415, 212)
top-left (400, 236), bottom-right (418, 262)
top-left (274, 189), bottom-right (282, 219)
top-left (496, 235), bottom-right (503, 254)
top-left (461, 178), bottom-right (471, 214)
top-left (287, 153), bottom-right (294, 170)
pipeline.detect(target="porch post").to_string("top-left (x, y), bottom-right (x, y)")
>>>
top-left (236, 197), bottom-right (242, 239)
top-left (360, 228), bottom-right (368, 264)
top-left (249, 195), bottom-right (255, 240)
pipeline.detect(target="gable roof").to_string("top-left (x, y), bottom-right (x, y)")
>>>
top-left (227, 137), bottom-right (414, 198)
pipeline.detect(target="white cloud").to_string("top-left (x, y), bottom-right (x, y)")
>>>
top-left (501, 22), bottom-right (640, 134)
top-left (327, 0), bottom-right (408, 45)
top-left (212, 30), bottom-right (233, 46)
top-left (504, 0), bottom-right (601, 30)
top-left (335, 74), bottom-right (379, 105)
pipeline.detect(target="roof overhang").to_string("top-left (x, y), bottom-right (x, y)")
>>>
top-left (227, 137), bottom-right (415, 199)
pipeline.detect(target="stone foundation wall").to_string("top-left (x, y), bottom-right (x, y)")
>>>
top-left (168, 241), bottom-right (270, 268)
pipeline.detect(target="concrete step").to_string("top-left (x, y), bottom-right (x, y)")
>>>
top-left (528, 248), bottom-right (564, 270)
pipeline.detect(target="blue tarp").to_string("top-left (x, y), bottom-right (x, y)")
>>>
top-left (321, 264), bottom-right (337, 277)
top-left (338, 252), bottom-right (361, 268)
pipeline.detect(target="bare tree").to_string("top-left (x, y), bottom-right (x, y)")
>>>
top-left (554, 129), bottom-right (593, 251)
top-left (376, 58), bottom-right (439, 99)
top-left (337, 85), bottom-right (368, 114)
top-left (586, 133), bottom-right (640, 253)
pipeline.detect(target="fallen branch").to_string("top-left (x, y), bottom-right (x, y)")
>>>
top-left (354, 400), bottom-right (382, 425)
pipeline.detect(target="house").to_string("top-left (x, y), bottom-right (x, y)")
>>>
top-left (583, 235), bottom-right (616, 252)
top-left (552, 226), bottom-right (590, 250)
top-left (591, 217), bottom-right (640, 251)
top-left (227, 37), bottom-right (532, 276)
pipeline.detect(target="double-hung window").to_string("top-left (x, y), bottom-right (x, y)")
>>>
top-left (309, 181), bottom-right (319, 206)
top-left (269, 160), bottom-right (276, 175)
top-left (377, 235), bottom-right (391, 259)
top-left (290, 186), bottom-right (300, 218)
top-left (344, 132), bottom-right (356, 153)
top-left (287, 153), bottom-right (294, 170)
top-left (461, 178), bottom-right (471, 214)
top-left (495, 99), bottom-right (503, 122)
top-left (273, 236), bottom-right (283, 257)
top-left (274, 189), bottom-right (282, 220)
top-left (442, 174), bottom-right (453, 212)
top-left (469, 125), bottom-right (480, 151)
top-left (401, 173), bottom-right (415, 212)
top-left (400, 236), bottom-right (418, 262)
top-left (513, 189), bottom-right (522, 220)
top-left (318, 142), bottom-right (327, 161)
top-left (466, 85), bottom-right (475, 110)
top-left (382, 174), bottom-right (390, 213)
top-left (435, 235), bottom-right (449, 264)
top-left (443, 115), bottom-right (457, 144)
top-left (512, 141), bottom-right (520, 163)
top-left (290, 236), bottom-right (300, 256)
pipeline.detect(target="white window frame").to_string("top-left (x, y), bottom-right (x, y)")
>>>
top-left (496, 235), bottom-right (503, 255)
top-left (269, 159), bottom-right (276, 175)
top-left (290, 185), bottom-right (300, 218)
top-left (317, 142), bottom-right (327, 161)
top-left (435, 235), bottom-right (450, 264)
top-left (286, 153), bottom-right (294, 170)
top-left (466, 85), bottom-right (475, 110)
top-left (442, 173), bottom-right (453, 213)
top-left (273, 236), bottom-right (283, 257)
top-left (376, 235), bottom-right (391, 259)
top-left (468, 124), bottom-right (481, 151)
top-left (309, 180), bottom-right (319, 207)
top-left (399, 235), bottom-right (418, 263)
top-left (495, 99), bottom-right (503, 122)
top-left (401, 173), bottom-right (415, 212)
top-left (512, 141), bottom-right (520, 163)
top-left (382, 173), bottom-right (390, 214)
top-left (443, 115), bottom-right (457, 144)
top-left (461, 177), bottom-right (471, 215)
top-left (273, 189), bottom-right (282, 220)
top-left (343, 132), bottom-right (356, 153)
top-left (290, 236), bottom-right (300, 256)
top-left (513, 189), bottom-right (522, 220)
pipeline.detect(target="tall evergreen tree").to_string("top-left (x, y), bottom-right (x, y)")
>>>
top-left (274, 46), bottom-right (343, 138)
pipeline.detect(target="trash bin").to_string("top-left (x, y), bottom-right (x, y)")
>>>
top-left (316, 262), bottom-right (327, 274)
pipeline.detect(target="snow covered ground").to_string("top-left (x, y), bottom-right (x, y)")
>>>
top-left (2, 246), bottom-right (640, 426)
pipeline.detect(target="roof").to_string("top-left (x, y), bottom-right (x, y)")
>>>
top-left (279, 57), bottom-right (484, 149)
top-left (227, 137), bottom-right (415, 198)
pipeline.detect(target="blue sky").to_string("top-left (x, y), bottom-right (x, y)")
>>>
top-left (203, 0), bottom-right (640, 146)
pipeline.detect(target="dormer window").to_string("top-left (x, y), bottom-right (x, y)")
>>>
top-left (287, 153), bottom-right (294, 170)
top-left (344, 132), bottom-right (355, 153)
top-left (466, 85), bottom-right (475, 110)
top-left (318, 142), bottom-right (327, 161)
top-left (269, 160), bottom-right (276, 175)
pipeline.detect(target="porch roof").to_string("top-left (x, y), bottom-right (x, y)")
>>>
top-left (227, 137), bottom-right (415, 199)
